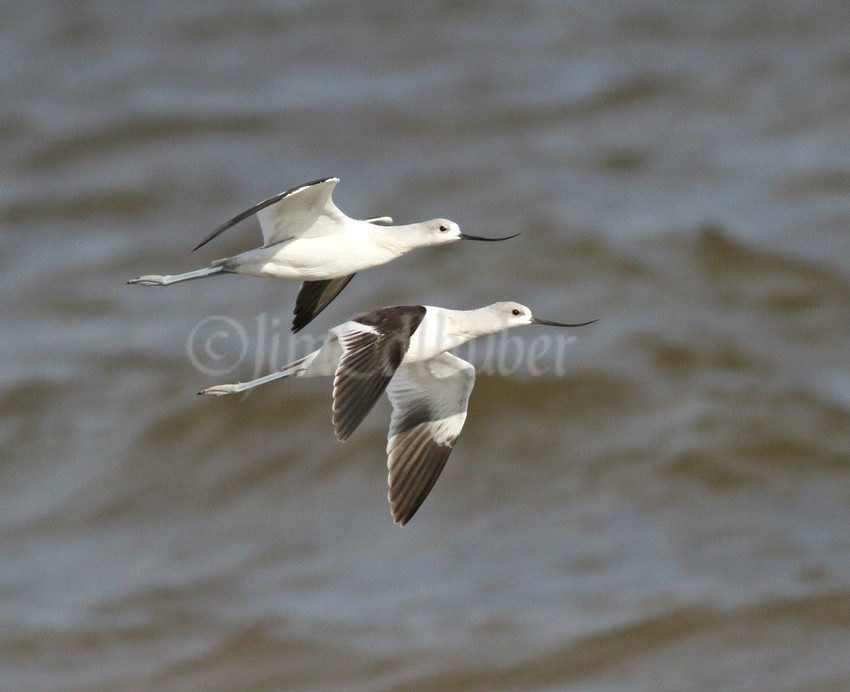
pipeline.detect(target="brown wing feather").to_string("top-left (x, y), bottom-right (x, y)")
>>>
top-left (384, 353), bottom-right (476, 525)
top-left (331, 306), bottom-right (427, 441)
top-left (388, 424), bottom-right (456, 525)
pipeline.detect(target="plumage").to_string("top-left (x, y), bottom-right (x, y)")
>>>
top-left (129, 177), bottom-right (519, 331)
top-left (191, 176), bottom-right (338, 251)
top-left (200, 302), bottom-right (597, 525)
top-left (331, 306), bottom-right (426, 441)
top-left (385, 354), bottom-right (474, 524)
top-left (292, 275), bottom-right (357, 333)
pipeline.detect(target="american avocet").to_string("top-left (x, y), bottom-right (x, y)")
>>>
top-left (128, 177), bottom-right (517, 331)
top-left (200, 302), bottom-right (596, 525)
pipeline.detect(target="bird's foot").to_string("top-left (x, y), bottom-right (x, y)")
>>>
top-left (198, 384), bottom-right (239, 396)
top-left (127, 275), bottom-right (167, 286)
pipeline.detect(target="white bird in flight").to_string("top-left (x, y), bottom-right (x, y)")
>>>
top-left (200, 302), bottom-right (597, 525)
top-left (128, 177), bottom-right (518, 331)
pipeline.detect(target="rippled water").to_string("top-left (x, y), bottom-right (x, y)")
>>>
top-left (3, 2), bottom-right (850, 689)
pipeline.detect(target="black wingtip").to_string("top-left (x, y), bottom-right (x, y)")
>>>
top-left (291, 275), bottom-right (357, 333)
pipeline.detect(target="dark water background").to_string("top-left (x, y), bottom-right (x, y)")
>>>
top-left (2, 2), bottom-right (850, 690)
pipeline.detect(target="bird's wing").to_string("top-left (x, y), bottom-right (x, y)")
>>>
top-left (191, 176), bottom-right (344, 251)
top-left (384, 352), bottom-right (476, 525)
top-left (291, 274), bottom-right (356, 333)
top-left (330, 305), bottom-right (427, 442)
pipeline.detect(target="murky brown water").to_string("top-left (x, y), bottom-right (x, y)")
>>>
top-left (3, 2), bottom-right (850, 690)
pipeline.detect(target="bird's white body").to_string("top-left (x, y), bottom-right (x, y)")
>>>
top-left (217, 221), bottom-right (432, 281)
top-left (282, 305), bottom-right (484, 377)
top-left (201, 302), bottom-right (596, 525)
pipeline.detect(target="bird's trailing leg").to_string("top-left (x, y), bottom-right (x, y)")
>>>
top-left (128, 265), bottom-right (224, 286)
top-left (198, 356), bottom-right (312, 396)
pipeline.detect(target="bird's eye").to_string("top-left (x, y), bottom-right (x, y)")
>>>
top-left (439, 225), bottom-right (448, 232)
top-left (512, 309), bottom-right (521, 316)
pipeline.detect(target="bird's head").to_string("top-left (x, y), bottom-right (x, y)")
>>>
top-left (483, 302), bottom-right (599, 332)
top-left (416, 219), bottom-right (520, 247)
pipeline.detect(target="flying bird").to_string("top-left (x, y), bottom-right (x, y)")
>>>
top-left (128, 177), bottom-right (517, 331)
top-left (200, 302), bottom-right (596, 525)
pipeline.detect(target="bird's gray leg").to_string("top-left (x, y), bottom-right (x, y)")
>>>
top-left (199, 355), bottom-right (313, 396)
top-left (128, 265), bottom-right (224, 286)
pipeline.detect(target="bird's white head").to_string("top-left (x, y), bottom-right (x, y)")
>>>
top-left (477, 302), bottom-right (598, 335)
top-left (406, 219), bottom-right (520, 248)
top-left (484, 302), bottom-right (536, 328)
top-left (415, 219), bottom-right (463, 246)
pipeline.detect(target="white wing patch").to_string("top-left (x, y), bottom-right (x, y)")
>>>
top-left (191, 176), bottom-right (342, 252)
top-left (257, 177), bottom-right (347, 246)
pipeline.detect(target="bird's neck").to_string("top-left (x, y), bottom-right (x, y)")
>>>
top-left (372, 224), bottom-right (425, 254)
top-left (441, 308), bottom-right (498, 343)
top-left (450, 307), bottom-right (516, 342)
